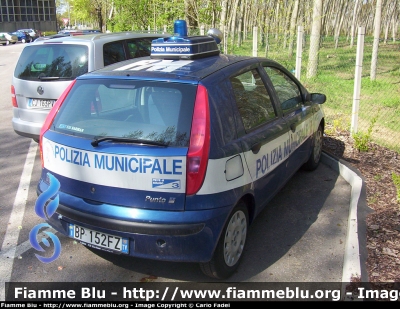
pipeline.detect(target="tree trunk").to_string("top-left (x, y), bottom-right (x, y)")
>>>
top-left (350, 0), bottom-right (359, 48)
top-left (220, 0), bottom-right (228, 53)
top-left (263, 0), bottom-right (273, 56)
top-left (243, 0), bottom-right (250, 40)
top-left (307, 0), bottom-right (323, 79)
top-left (288, 0), bottom-right (299, 58)
top-left (274, 0), bottom-right (280, 41)
top-left (282, 1), bottom-right (293, 49)
top-left (371, 0), bottom-right (382, 81)
top-left (230, 0), bottom-right (241, 46)
top-left (237, 0), bottom-right (245, 47)
top-left (334, 0), bottom-right (348, 49)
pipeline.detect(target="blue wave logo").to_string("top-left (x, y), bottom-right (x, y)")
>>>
top-left (29, 173), bottom-right (62, 263)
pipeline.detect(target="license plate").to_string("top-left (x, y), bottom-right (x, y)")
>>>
top-left (68, 224), bottom-right (129, 254)
top-left (28, 99), bottom-right (56, 109)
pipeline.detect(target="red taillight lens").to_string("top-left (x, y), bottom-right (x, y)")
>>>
top-left (186, 85), bottom-right (210, 195)
top-left (11, 85), bottom-right (17, 107)
top-left (40, 80), bottom-right (76, 168)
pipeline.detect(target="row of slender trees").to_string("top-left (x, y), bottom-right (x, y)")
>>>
top-left (62, 0), bottom-right (399, 42)
top-left (61, 0), bottom-right (399, 79)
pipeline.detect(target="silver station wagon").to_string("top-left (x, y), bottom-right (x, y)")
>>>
top-left (11, 31), bottom-right (169, 142)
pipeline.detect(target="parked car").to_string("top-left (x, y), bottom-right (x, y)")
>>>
top-left (57, 29), bottom-right (84, 36)
top-left (34, 33), bottom-right (74, 41)
top-left (11, 31), bottom-right (33, 43)
top-left (37, 21), bottom-right (326, 279)
top-left (17, 28), bottom-right (41, 41)
top-left (0, 32), bottom-right (18, 45)
top-left (82, 29), bottom-right (102, 34)
top-left (11, 31), bottom-right (170, 142)
top-left (0, 33), bottom-right (8, 45)
top-left (58, 29), bottom-right (101, 35)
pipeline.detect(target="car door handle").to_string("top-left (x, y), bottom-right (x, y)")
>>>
top-left (251, 142), bottom-right (261, 154)
top-left (290, 123), bottom-right (296, 132)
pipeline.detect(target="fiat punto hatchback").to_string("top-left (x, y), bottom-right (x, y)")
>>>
top-left (37, 21), bottom-right (326, 279)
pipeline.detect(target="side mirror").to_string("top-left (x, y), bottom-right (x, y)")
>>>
top-left (310, 93), bottom-right (326, 104)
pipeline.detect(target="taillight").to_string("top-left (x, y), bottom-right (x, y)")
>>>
top-left (186, 84), bottom-right (210, 195)
top-left (40, 80), bottom-right (76, 168)
top-left (11, 85), bottom-right (17, 107)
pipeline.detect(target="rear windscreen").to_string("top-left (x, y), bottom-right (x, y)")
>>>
top-left (14, 44), bottom-right (88, 80)
top-left (51, 79), bottom-right (197, 147)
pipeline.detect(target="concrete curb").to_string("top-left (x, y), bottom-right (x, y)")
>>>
top-left (321, 152), bottom-right (373, 299)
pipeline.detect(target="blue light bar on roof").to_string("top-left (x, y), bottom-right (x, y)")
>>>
top-left (174, 19), bottom-right (188, 37)
top-left (150, 20), bottom-right (220, 60)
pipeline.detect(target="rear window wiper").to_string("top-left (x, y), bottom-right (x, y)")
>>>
top-left (91, 137), bottom-right (168, 147)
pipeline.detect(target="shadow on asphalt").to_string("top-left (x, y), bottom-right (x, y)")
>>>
top-left (85, 162), bottom-right (349, 283)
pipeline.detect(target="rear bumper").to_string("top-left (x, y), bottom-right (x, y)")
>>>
top-left (37, 181), bottom-right (232, 263)
top-left (56, 203), bottom-right (205, 236)
top-left (12, 114), bottom-right (42, 141)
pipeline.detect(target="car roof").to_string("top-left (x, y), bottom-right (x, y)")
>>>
top-left (30, 31), bottom-right (170, 45)
top-left (79, 54), bottom-right (263, 83)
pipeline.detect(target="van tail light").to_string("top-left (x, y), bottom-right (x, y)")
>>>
top-left (186, 85), bottom-right (210, 195)
top-left (11, 85), bottom-right (17, 107)
top-left (40, 80), bottom-right (76, 168)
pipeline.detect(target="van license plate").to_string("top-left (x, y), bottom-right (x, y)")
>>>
top-left (28, 99), bottom-right (56, 109)
top-left (69, 224), bottom-right (129, 254)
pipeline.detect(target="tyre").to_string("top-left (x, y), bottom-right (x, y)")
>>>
top-left (22, 38), bottom-right (26, 43)
top-left (200, 201), bottom-right (248, 279)
top-left (302, 124), bottom-right (323, 171)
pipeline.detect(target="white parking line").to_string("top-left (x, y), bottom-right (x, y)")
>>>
top-left (0, 140), bottom-right (38, 301)
top-left (1, 229), bottom-right (56, 259)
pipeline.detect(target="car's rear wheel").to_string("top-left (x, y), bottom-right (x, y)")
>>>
top-left (21, 38), bottom-right (26, 43)
top-left (200, 201), bottom-right (248, 279)
top-left (303, 124), bottom-right (323, 171)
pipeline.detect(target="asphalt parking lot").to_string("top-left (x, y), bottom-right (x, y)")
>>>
top-left (0, 146), bottom-right (369, 301)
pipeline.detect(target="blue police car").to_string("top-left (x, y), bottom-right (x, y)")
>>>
top-left (37, 20), bottom-right (326, 279)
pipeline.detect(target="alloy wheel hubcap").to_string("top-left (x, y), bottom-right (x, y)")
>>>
top-left (314, 130), bottom-right (322, 162)
top-left (223, 210), bottom-right (247, 267)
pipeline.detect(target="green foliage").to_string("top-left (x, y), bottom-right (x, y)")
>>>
top-left (392, 173), bottom-right (400, 203)
top-left (367, 194), bottom-right (378, 204)
top-left (198, 3), bottom-right (221, 26)
top-left (107, 0), bottom-right (185, 32)
top-left (352, 132), bottom-right (370, 152)
top-left (54, 1), bottom-right (400, 153)
top-left (231, 35), bottom-right (399, 153)
top-left (332, 118), bottom-right (349, 132)
top-left (352, 112), bottom-right (379, 152)
top-left (42, 31), bottom-right (57, 36)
